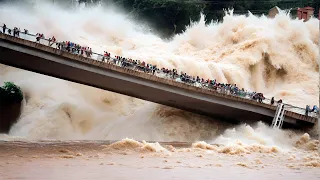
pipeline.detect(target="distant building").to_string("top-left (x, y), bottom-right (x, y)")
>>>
top-left (268, 6), bottom-right (281, 18)
top-left (297, 7), bottom-right (314, 22)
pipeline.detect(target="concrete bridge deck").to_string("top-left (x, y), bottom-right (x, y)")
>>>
top-left (0, 33), bottom-right (317, 128)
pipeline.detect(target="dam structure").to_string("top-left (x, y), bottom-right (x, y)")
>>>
top-left (0, 33), bottom-right (317, 128)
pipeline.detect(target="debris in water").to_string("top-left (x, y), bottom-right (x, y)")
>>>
top-left (60, 155), bottom-right (75, 159)
top-left (255, 159), bottom-right (262, 164)
top-left (287, 164), bottom-right (300, 170)
top-left (75, 153), bottom-right (83, 156)
top-left (59, 149), bottom-right (72, 154)
top-left (162, 166), bottom-right (174, 169)
top-left (236, 162), bottom-right (249, 168)
top-left (121, 152), bottom-right (129, 155)
top-left (196, 154), bottom-right (203, 158)
top-left (205, 163), bottom-right (222, 167)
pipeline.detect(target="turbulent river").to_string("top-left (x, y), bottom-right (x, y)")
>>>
top-left (0, 2), bottom-right (319, 179)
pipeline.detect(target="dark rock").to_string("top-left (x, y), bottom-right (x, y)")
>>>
top-left (0, 101), bottom-right (22, 133)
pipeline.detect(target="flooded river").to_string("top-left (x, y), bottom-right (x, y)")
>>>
top-left (0, 1), bottom-right (319, 179)
top-left (1, 137), bottom-right (319, 180)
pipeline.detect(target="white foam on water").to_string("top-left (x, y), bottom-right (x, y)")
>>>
top-left (0, 2), bottom-right (318, 149)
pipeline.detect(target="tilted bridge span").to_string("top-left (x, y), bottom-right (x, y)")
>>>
top-left (0, 33), bottom-right (317, 129)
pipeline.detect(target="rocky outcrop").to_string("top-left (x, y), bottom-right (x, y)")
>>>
top-left (0, 101), bottom-right (22, 133)
top-left (0, 82), bottom-right (23, 133)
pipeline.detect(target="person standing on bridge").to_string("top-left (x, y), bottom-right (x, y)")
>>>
top-left (36, 34), bottom-right (41, 43)
top-left (13, 27), bottom-right (20, 37)
top-left (311, 105), bottom-right (319, 113)
top-left (15, 27), bottom-right (20, 37)
top-left (306, 105), bottom-right (311, 116)
top-left (89, 48), bottom-right (92, 57)
top-left (153, 65), bottom-right (157, 75)
top-left (77, 44), bottom-right (81, 54)
top-left (13, 27), bottom-right (16, 37)
top-left (51, 36), bottom-right (56, 43)
top-left (2, 24), bottom-right (6, 34)
top-left (271, 97), bottom-right (275, 105)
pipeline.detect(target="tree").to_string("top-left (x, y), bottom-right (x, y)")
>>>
top-left (3, 0), bottom-right (318, 37)
top-left (0, 82), bottom-right (23, 103)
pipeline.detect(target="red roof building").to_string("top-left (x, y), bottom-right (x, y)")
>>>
top-left (297, 7), bottom-right (314, 22)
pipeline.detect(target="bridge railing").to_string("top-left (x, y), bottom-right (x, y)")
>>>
top-left (0, 25), bottom-right (318, 118)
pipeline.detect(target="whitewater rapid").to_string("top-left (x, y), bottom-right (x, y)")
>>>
top-left (0, 2), bottom-right (319, 147)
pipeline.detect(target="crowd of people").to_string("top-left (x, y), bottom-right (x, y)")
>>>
top-left (34, 33), bottom-right (94, 58)
top-left (103, 55), bottom-right (270, 103)
top-left (1, 24), bottom-right (21, 38)
top-left (1, 23), bottom-right (319, 115)
top-left (55, 41), bottom-right (93, 58)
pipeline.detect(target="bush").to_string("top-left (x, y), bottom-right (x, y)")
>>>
top-left (0, 82), bottom-right (23, 103)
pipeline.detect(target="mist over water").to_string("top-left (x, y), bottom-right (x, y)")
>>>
top-left (0, 2), bottom-right (319, 150)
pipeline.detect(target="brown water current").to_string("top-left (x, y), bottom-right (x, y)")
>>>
top-left (0, 138), bottom-right (319, 180)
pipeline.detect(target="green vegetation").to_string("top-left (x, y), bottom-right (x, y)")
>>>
top-left (0, 0), bottom-right (318, 37)
top-left (98, 0), bottom-right (320, 37)
top-left (0, 82), bottom-right (23, 103)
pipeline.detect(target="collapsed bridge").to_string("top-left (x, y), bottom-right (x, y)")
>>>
top-left (0, 33), bottom-right (317, 130)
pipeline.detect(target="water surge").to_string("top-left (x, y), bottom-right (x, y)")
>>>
top-left (0, 2), bottom-right (318, 147)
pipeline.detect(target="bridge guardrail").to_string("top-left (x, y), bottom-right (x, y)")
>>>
top-left (0, 25), bottom-right (318, 118)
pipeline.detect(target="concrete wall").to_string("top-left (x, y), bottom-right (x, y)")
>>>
top-left (0, 34), bottom-right (317, 127)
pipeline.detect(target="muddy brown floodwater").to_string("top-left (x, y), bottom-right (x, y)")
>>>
top-left (0, 139), bottom-right (319, 180)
